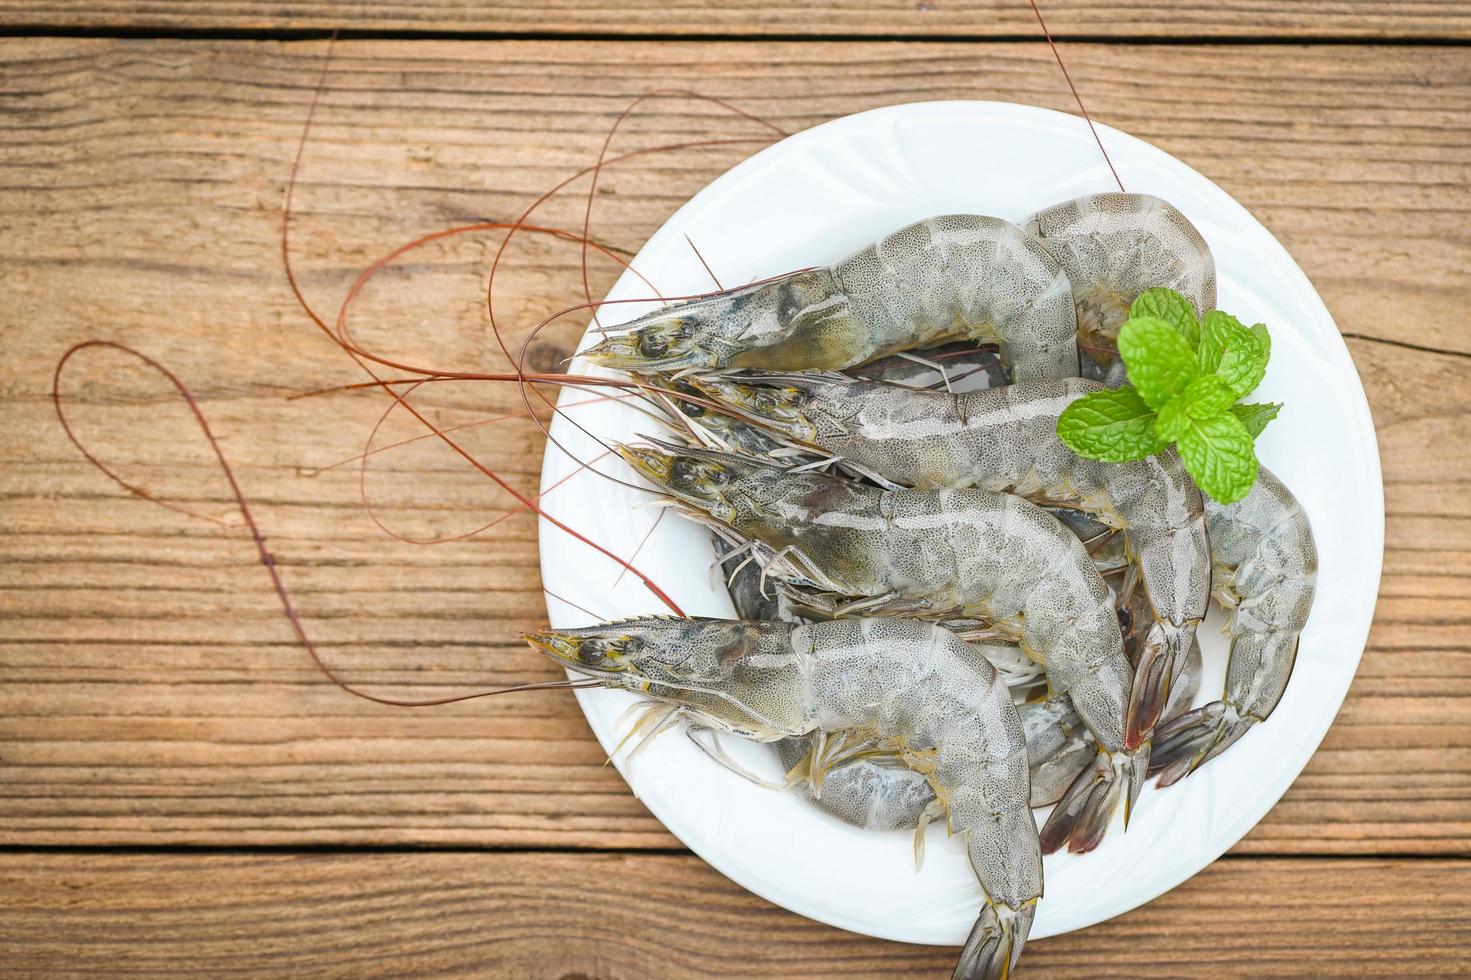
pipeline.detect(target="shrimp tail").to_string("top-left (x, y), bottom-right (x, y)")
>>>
top-left (954, 901), bottom-right (1034, 980)
top-left (1147, 701), bottom-right (1255, 787)
top-left (1123, 744), bottom-right (1148, 829)
top-left (1124, 620), bottom-right (1195, 749)
top-left (1038, 747), bottom-right (1147, 854)
top-left (1028, 734), bottom-right (1095, 808)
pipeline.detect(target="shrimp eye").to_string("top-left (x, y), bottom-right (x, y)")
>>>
top-left (638, 330), bottom-right (670, 358)
top-left (672, 458), bottom-right (728, 492)
top-left (670, 458), bottom-right (701, 489)
top-left (576, 639), bottom-right (603, 664)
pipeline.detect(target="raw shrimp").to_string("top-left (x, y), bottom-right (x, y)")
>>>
top-left (580, 215), bottom-right (1079, 381)
top-left (775, 576), bottom-right (1206, 842)
top-left (1023, 193), bottom-right (1215, 384)
top-left (525, 616), bottom-right (1040, 980)
top-left (689, 372), bottom-right (1210, 757)
top-left (618, 442), bottom-right (1148, 853)
top-left (1150, 466), bottom-right (1316, 784)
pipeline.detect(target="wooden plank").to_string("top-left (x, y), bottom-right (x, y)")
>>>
top-left (3, 1), bottom-right (1470, 40)
top-left (1, 852), bottom-right (1468, 976)
top-left (1, 38), bottom-right (1468, 852)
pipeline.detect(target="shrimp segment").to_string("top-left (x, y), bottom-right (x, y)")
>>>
top-left (1150, 467), bottom-right (1317, 784)
top-left (526, 617), bottom-right (1040, 980)
top-left (580, 215), bottom-right (1079, 381)
top-left (1023, 193), bottom-right (1215, 384)
top-left (618, 442), bottom-right (1147, 854)
top-left (690, 372), bottom-right (1210, 760)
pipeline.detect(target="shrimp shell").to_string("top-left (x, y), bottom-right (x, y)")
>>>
top-left (581, 215), bottom-right (1078, 381)
top-left (527, 616), bottom-right (1041, 980)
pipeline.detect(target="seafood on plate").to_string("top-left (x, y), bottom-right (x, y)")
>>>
top-left (527, 616), bottom-right (1041, 980)
top-left (688, 372), bottom-right (1211, 753)
top-left (616, 441), bottom-right (1149, 853)
top-left (539, 190), bottom-right (1319, 976)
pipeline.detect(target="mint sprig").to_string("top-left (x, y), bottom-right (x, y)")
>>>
top-left (1056, 287), bottom-right (1281, 504)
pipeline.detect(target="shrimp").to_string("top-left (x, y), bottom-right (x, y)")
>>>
top-left (689, 372), bottom-right (1211, 759)
top-left (774, 574), bottom-right (1206, 844)
top-left (580, 215), bottom-right (1079, 381)
top-left (1023, 193), bottom-right (1215, 384)
top-left (618, 442), bottom-right (1148, 853)
top-left (525, 616), bottom-right (1040, 980)
top-left (770, 689), bottom-right (1080, 878)
top-left (1149, 466), bottom-right (1316, 784)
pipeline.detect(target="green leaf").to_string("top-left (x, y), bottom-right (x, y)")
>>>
top-left (1177, 412), bottom-right (1260, 504)
top-left (1199, 311), bottom-right (1269, 398)
top-left (1232, 401), bottom-right (1282, 438)
top-left (1117, 315), bottom-right (1201, 410)
top-left (1153, 397), bottom-right (1190, 442)
top-left (1250, 322), bottom-right (1271, 358)
top-left (1056, 386), bottom-right (1168, 462)
top-left (1129, 288), bottom-right (1201, 349)
top-left (1180, 374), bottom-right (1237, 421)
top-left (1196, 310), bottom-right (1235, 373)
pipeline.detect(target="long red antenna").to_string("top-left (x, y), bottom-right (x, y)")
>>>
top-left (280, 39), bottom-right (686, 618)
top-left (1028, 0), bottom-right (1126, 193)
top-left (53, 341), bottom-right (598, 708)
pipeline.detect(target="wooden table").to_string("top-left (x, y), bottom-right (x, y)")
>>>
top-left (3, 4), bottom-right (1469, 975)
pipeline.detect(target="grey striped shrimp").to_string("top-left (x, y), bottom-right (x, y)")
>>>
top-left (775, 574), bottom-right (1205, 845)
top-left (525, 616), bottom-right (1040, 980)
top-left (616, 442), bottom-right (1148, 854)
top-left (689, 372), bottom-right (1211, 767)
top-left (1149, 467), bottom-right (1316, 783)
top-left (1024, 193), bottom-right (1215, 385)
top-left (580, 214), bottom-right (1079, 381)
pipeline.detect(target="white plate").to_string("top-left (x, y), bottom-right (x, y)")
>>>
top-left (536, 101), bottom-right (1383, 944)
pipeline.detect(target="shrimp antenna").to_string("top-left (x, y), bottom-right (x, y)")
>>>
top-left (1027, 0), bottom-right (1126, 193)
top-left (280, 39), bottom-right (687, 617)
top-left (52, 341), bottom-right (599, 708)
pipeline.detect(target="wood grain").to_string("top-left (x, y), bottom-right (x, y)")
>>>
top-left (3, 1), bottom-right (1471, 40)
top-left (2, 852), bottom-right (1469, 976)
top-left (2, 38), bottom-right (1469, 856)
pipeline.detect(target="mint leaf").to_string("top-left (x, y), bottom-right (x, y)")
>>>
top-left (1057, 387), bottom-right (1168, 462)
top-left (1232, 401), bottom-right (1282, 438)
top-left (1180, 374), bottom-right (1237, 420)
top-left (1118, 315), bottom-right (1201, 410)
top-left (1196, 310), bottom-right (1235, 373)
top-left (1200, 311), bottom-right (1268, 398)
top-left (1130, 288), bottom-right (1201, 349)
top-left (1250, 322), bottom-right (1271, 358)
top-left (1154, 398), bottom-right (1190, 443)
top-left (1177, 412), bottom-right (1259, 503)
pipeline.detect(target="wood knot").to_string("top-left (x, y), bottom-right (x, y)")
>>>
top-left (522, 339), bottom-right (574, 374)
